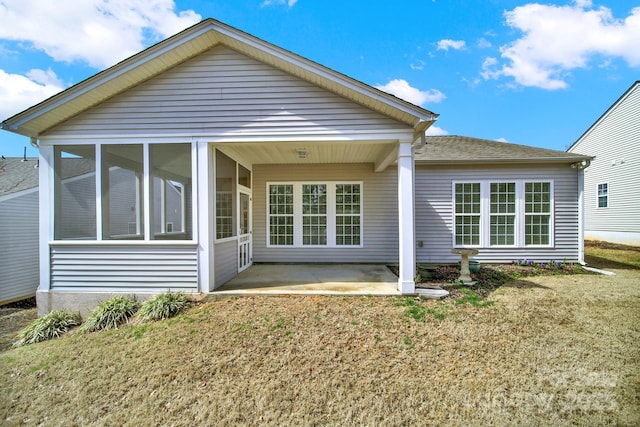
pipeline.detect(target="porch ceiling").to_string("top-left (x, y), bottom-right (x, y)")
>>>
top-left (218, 141), bottom-right (398, 167)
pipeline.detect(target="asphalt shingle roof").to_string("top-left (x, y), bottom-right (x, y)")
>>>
top-left (0, 157), bottom-right (95, 197)
top-left (416, 135), bottom-right (592, 164)
top-left (0, 157), bottom-right (39, 197)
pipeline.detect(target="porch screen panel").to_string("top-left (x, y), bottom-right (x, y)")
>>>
top-left (525, 182), bottom-right (551, 245)
top-left (335, 184), bottom-right (361, 246)
top-left (102, 144), bottom-right (144, 240)
top-left (54, 145), bottom-right (97, 240)
top-left (454, 183), bottom-right (480, 246)
top-left (302, 184), bottom-right (327, 245)
top-left (151, 143), bottom-right (192, 239)
top-left (490, 182), bottom-right (515, 246)
top-left (269, 184), bottom-right (294, 246)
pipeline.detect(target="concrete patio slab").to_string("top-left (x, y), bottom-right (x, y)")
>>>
top-left (214, 264), bottom-right (400, 296)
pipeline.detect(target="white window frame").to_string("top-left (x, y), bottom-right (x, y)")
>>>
top-left (452, 180), bottom-right (554, 249)
top-left (597, 182), bottom-right (608, 209)
top-left (266, 181), bottom-right (363, 248)
top-left (453, 181), bottom-right (482, 247)
top-left (52, 142), bottom-right (196, 242)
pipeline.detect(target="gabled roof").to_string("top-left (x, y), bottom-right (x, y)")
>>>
top-left (0, 157), bottom-right (39, 197)
top-left (1, 18), bottom-right (437, 139)
top-left (567, 80), bottom-right (640, 152)
top-left (415, 135), bottom-right (592, 164)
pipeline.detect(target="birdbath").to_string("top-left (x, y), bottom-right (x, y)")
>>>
top-left (451, 248), bottom-right (479, 285)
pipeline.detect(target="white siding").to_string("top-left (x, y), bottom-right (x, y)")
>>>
top-left (50, 245), bottom-right (198, 291)
top-left (569, 83), bottom-right (640, 237)
top-left (45, 46), bottom-right (407, 139)
top-left (214, 240), bottom-right (237, 287)
top-left (415, 164), bottom-right (581, 263)
top-left (0, 191), bottom-right (39, 303)
top-left (253, 163), bottom-right (399, 263)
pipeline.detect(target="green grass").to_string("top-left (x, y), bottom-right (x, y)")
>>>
top-left (456, 288), bottom-right (495, 308)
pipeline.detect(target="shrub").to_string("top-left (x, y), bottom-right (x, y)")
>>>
top-left (81, 296), bottom-right (139, 332)
top-left (137, 292), bottom-right (192, 322)
top-left (16, 310), bottom-right (81, 346)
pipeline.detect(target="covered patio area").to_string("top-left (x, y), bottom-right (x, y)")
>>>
top-left (214, 264), bottom-right (400, 296)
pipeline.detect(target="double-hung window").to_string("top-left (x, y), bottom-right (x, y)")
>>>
top-left (597, 183), bottom-right (608, 208)
top-left (268, 184), bottom-right (294, 246)
top-left (453, 180), bottom-right (553, 248)
top-left (267, 182), bottom-right (362, 247)
top-left (454, 183), bottom-right (481, 246)
top-left (525, 182), bottom-right (551, 245)
top-left (490, 183), bottom-right (516, 246)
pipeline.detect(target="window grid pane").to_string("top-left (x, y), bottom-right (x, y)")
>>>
top-left (525, 215), bottom-right (550, 245)
top-left (269, 184), bottom-right (294, 245)
top-left (216, 192), bottom-right (233, 239)
top-left (455, 183), bottom-right (480, 245)
top-left (491, 216), bottom-right (515, 246)
top-left (336, 184), bottom-right (361, 246)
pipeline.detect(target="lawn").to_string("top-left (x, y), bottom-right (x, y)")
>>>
top-left (1, 244), bottom-right (639, 426)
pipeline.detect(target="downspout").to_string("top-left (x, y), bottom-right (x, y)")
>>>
top-left (30, 137), bottom-right (40, 149)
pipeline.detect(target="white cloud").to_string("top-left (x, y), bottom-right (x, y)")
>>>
top-left (483, 2), bottom-right (640, 89)
top-left (375, 79), bottom-right (446, 106)
top-left (0, 0), bottom-right (201, 69)
top-left (437, 39), bottom-right (466, 51)
top-left (0, 68), bottom-right (65, 119)
top-left (495, 137), bottom-right (509, 142)
top-left (425, 125), bottom-right (448, 136)
top-left (410, 60), bottom-right (426, 71)
top-left (477, 38), bottom-right (492, 49)
top-left (262, 0), bottom-right (298, 7)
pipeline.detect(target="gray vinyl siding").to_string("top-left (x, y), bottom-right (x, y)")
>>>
top-left (50, 245), bottom-right (198, 291)
top-left (45, 46), bottom-right (407, 139)
top-left (415, 164), bottom-right (581, 263)
top-left (214, 240), bottom-right (238, 287)
top-left (0, 191), bottom-right (39, 303)
top-left (253, 163), bottom-right (399, 263)
top-left (569, 83), bottom-right (640, 235)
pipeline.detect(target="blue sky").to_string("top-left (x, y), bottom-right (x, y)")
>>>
top-left (1, 0), bottom-right (638, 157)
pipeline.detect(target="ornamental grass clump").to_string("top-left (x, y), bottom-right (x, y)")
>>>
top-left (137, 292), bottom-right (192, 322)
top-left (16, 310), bottom-right (81, 346)
top-left (81, 296), bottom-right (139, 332)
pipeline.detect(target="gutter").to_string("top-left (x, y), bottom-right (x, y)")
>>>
top-left (412, 117), bottom-right (439, 146)
top-left (415, 156), bottom-right (594, 165)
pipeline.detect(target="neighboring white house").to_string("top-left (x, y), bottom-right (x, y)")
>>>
top-left (0, 157), bottom-right (39, 304)
top-left (1, 19), bottom-right (592, 314)
top-left (568, 81), bottom-right (640, 246)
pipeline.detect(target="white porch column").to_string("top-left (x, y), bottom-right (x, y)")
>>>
top-left (397, 141), bottom-right (416, 294)
top-left (196, 141), bottom-right (214, 293)
top-left (39, 145), bottom-right (54, 291)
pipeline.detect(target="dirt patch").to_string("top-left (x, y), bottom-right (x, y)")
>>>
top-left (0, 306), bottom-right (37, 351)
